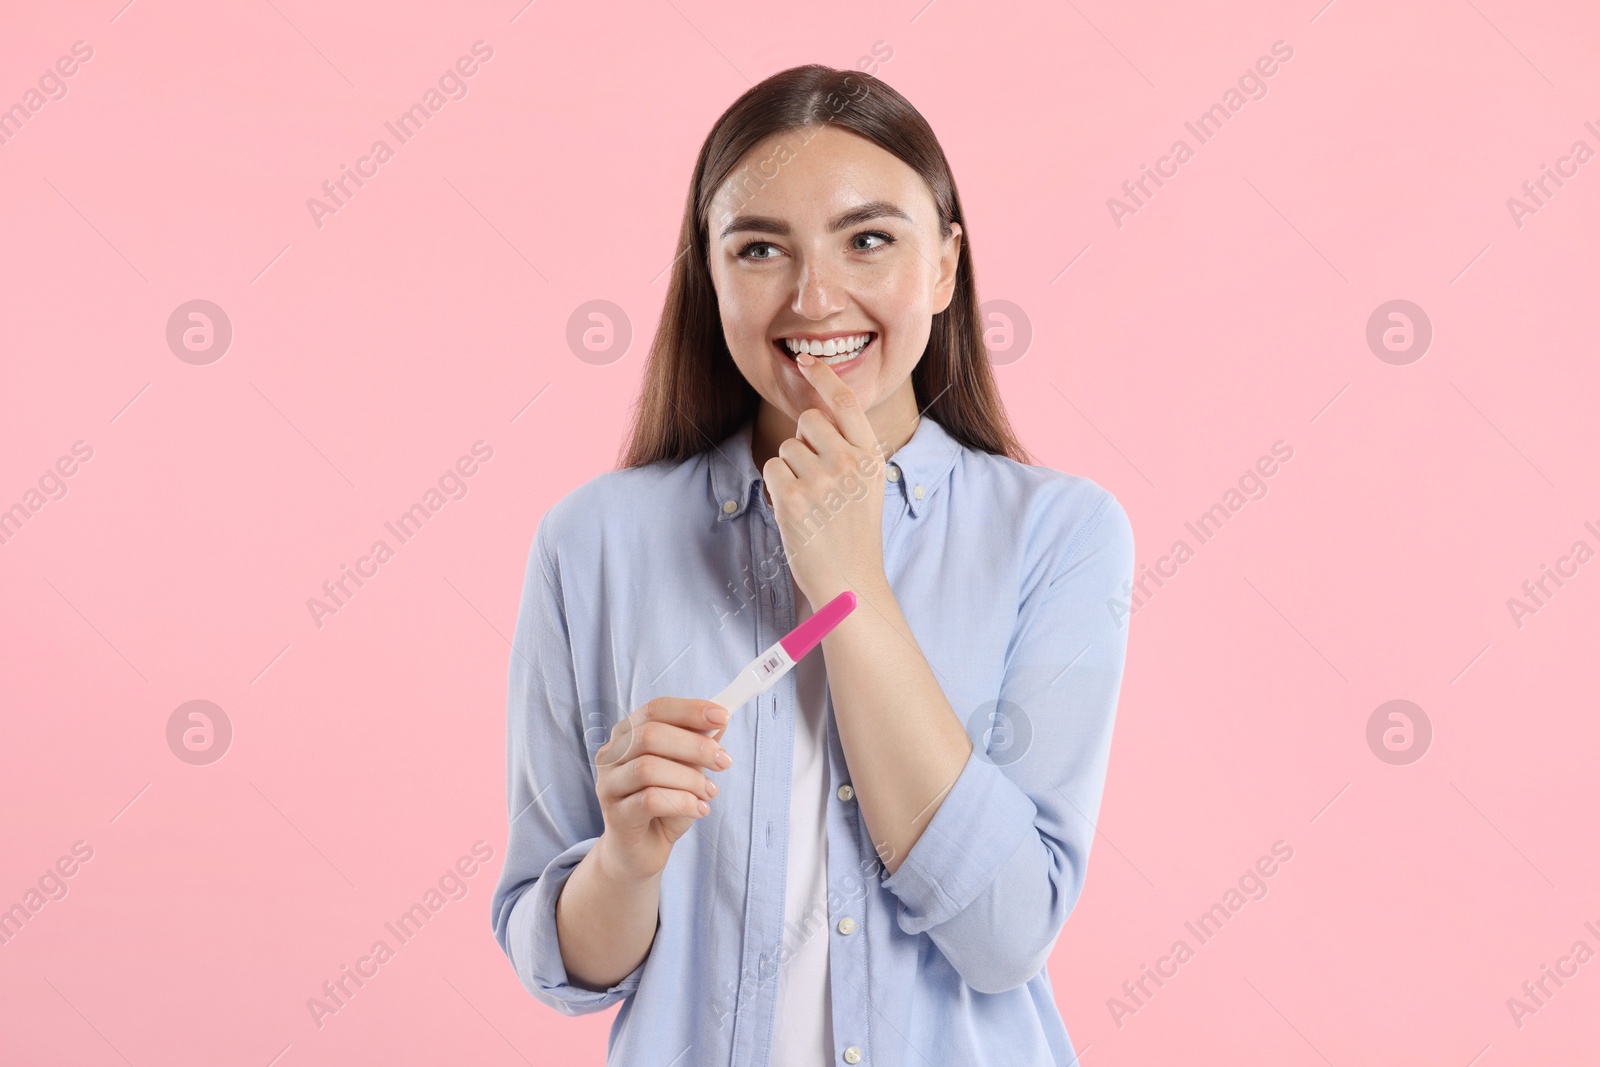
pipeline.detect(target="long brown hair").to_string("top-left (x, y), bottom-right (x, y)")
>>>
top-left (619, 63), bottom-right (1030, 468)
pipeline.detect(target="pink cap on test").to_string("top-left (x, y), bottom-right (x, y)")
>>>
top-left (779, 590), bottom-right (858, 660)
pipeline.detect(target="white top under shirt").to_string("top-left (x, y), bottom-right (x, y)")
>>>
top-left (770, 582), bottom-right (833, 1064)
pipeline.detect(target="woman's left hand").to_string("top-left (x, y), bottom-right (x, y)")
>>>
top-left (762, 353), bottom-right (890, 607)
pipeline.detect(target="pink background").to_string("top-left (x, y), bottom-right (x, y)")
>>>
top-left (3, 0), bottom-right (1597, 1063)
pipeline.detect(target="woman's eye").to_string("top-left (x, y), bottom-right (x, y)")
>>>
top-left (734, 232), bottom-right (893, 260)
top-left (736, 241), bottom-right (781, 260)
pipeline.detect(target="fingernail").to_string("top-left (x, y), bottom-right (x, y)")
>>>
top-left (707, 705), bottom-right (729, 725)
top-left (797, 351), bottom-right (816, 366)
top-left (707, 781), bottom-right (719, 797)
top-left (697, 800), bottom-right (710, 815)
top-left (716, 749), bottom-right (732, 768)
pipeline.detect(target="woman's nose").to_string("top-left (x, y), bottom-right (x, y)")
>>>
top-left (791, 258), bottom-right (846, 320)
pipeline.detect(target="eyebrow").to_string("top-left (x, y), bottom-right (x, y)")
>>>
top-left (718, 200), bottom-right (914, 239)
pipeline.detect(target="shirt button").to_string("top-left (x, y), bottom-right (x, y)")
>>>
top-left (844, 1047), bottom-right (862, 1064)
top-left (836, 783), bottom-right (854, 801)
top-left (722, 499), bottom-right (738, 514)
top-left (886, 466), bottom-right (900, 482)
top-left (912, 485), bottom-right (925, 499)
top-left (837, 916), bottom-right (856, 935)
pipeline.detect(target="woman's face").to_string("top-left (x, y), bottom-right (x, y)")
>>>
top-left (705, 123), bottom-right (963, 427)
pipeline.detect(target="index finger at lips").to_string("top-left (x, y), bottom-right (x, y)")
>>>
top-left (794, 407), bottom-right (846, 454)
top-left (796, 354), bottom-right (877, 451)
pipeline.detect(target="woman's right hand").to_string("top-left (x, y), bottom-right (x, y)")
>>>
top-left (593, 697), bottom-right (733, 883)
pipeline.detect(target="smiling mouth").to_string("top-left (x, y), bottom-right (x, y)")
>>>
top-left (771, 332), bottom-right (877, 368)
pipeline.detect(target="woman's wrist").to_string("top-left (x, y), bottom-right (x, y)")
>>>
top-left (803, 565), bottom-right (891, 610)
top-left (593, 830), bottom-right (662, 890)
top-left (557, 832), bottom-right (663, 991)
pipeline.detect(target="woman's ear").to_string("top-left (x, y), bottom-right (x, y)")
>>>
top-left (931, 221), bottom-right (962, 315)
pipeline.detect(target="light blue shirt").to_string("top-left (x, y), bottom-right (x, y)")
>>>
top-left (490, 413), bottom-right (1135, 1066)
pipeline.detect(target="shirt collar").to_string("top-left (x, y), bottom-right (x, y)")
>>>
top-left (709, 413), bottom-right (963, 521)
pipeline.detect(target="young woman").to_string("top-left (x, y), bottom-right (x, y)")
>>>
top-left (490, 64), bottom-right (1134, 1066)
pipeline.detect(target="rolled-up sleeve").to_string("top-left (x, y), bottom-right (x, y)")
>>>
top-left (489, 518), bottom-right (647, 1015)
top-left (880, 488), bottom-right (1135, 995)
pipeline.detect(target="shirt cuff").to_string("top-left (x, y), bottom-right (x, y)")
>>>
top-left (508, 837), bottom-right (649, 1015)
top-left (878, 747), bottom-right (1040, 933)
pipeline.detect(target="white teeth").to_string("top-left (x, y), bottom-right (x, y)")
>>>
top-left (781, 333), bottom-right (873, 358)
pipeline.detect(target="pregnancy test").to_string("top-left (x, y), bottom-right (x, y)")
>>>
top-left (708, 590), bottom-right (857, 714)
